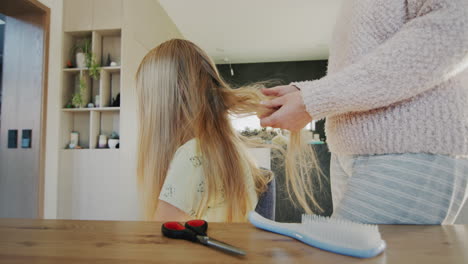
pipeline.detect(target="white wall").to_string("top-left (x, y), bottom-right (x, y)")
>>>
top-left (113, 0), bottom-right (185, 220)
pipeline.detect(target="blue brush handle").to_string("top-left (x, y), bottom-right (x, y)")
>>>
top-left (248, 211), bottom-right (386, 259)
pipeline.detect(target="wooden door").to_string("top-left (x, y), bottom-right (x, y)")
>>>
top-left (0, 0), bottom-right (49, 218)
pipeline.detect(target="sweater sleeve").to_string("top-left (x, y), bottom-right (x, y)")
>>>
top-left (294, 0), bottom-right (468, 120)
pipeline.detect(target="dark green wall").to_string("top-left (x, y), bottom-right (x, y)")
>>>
top-left (217, 60), bottom-right (328, 87)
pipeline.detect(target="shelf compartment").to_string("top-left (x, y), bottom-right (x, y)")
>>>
top-left (101, 111), bottom-right (120, 137)
top-left (99, 67), bottom-right (120, 107)
top-left (92, 29), bottom-right (121, 67)
top-left (89, 111), bottom-right (120, 149)
top-left (63, 31), bottom-right (93, 68)
top-left (61, 111), bottom-right (91, 149)
top-left (62, 70), bottom-right (93, 108)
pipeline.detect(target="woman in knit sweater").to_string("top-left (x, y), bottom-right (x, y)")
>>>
top-left (260, 0), bottom-right (468, 224)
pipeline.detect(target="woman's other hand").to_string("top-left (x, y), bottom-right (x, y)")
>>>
top-left (261, 85), bottom-right (299, 97)
top-left (259, 90), bottom-right (312, 131)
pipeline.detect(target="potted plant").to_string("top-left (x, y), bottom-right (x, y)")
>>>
top-left (87, 54), bottom-right (101, 80)
top-left (71, 76), bottom-right (86, 108)
top-left (108, 132), bottom-right (120, 149)
top-left (71, 38), bottom-right (100, 80)
top-left (72, 38), bottom-right (91, 68)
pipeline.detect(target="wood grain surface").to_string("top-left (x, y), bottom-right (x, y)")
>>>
top-left (0, 218), bottom-right (467, 263)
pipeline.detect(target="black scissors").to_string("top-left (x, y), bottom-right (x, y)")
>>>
top-left (162, 219), bottom-right (246, 256)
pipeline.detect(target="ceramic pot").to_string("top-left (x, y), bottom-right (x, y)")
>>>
top-left (108, 139), bottom-right (119, 149)
top-left (76, 52), bottom-right (86, 68)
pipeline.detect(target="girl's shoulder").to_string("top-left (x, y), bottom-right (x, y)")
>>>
top-left (176, 138), bottom-right (197, 153)
top-left (172, 138), bottom-right (203, 168)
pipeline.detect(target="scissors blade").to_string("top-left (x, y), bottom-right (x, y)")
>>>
top-left (196, 235), bottom-right (246, 256)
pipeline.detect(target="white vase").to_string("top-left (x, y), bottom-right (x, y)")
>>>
top-left (108, 139), bottom-right (119, 149)
top-left (76, 52), bottom-right (86, 68)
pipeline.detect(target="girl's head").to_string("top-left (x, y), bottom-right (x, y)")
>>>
top-left (136, 39), bottom-right (321, 222)
top-left (136, 39), bottom-right (265, 139)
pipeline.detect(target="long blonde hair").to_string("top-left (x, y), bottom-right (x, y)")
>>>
top-left (136, 39), bottom-right (321, 222)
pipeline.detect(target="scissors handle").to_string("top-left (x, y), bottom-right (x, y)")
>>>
top-left (162, 222), bottom-right (197, 242)
top-left (185, 220), bottom-right (208, 236)
top-left (196, 235), bottom-right (246, 256)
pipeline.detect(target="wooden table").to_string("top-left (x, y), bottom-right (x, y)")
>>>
top-left (0, 219), bottom-right (467, 263)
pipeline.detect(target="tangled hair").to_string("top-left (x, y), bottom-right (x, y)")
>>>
top-left (136, 39), bottom-right (322, 222)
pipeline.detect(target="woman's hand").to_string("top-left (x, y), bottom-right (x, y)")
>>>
top-left (261, 85), bottom-right (299, 97)
top-left (259, 89), bottom-right (312, 132)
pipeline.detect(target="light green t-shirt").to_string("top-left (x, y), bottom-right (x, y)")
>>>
top-left (159, 138), bottom-right (258, 222)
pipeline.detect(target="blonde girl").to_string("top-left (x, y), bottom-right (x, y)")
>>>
top-left (135, 39), bottom-right (319, 222)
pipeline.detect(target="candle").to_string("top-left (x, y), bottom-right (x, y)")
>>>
top-left (98, 135), bottom-right (107, 148)
top-left (69, 132), bottom-right (79, 149)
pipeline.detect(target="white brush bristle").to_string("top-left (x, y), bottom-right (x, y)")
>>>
top-left (300, 214), bottom-right (383, 250)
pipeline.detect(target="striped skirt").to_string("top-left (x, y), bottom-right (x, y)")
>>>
top-left (330, 153), bottom-right (468, 224)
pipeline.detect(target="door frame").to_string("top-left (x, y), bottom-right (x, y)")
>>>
top-left (32, 0), bottom-right (50, 220)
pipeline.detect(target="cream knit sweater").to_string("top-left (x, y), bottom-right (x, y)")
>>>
top-left (294, 0), bottom-right (468, 155)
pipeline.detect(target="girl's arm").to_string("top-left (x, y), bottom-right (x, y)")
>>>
top-left (157, 139), bottom-right (203, 221)
top-left (154, 200), bottom-right (192, 222)
top-left (295, 0), bottom-right (468, 120)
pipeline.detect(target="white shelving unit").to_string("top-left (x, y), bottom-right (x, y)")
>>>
top-left (61, 29), bottom-right (121, 150)
top-left (54, 0), bottom-right (187, 221)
